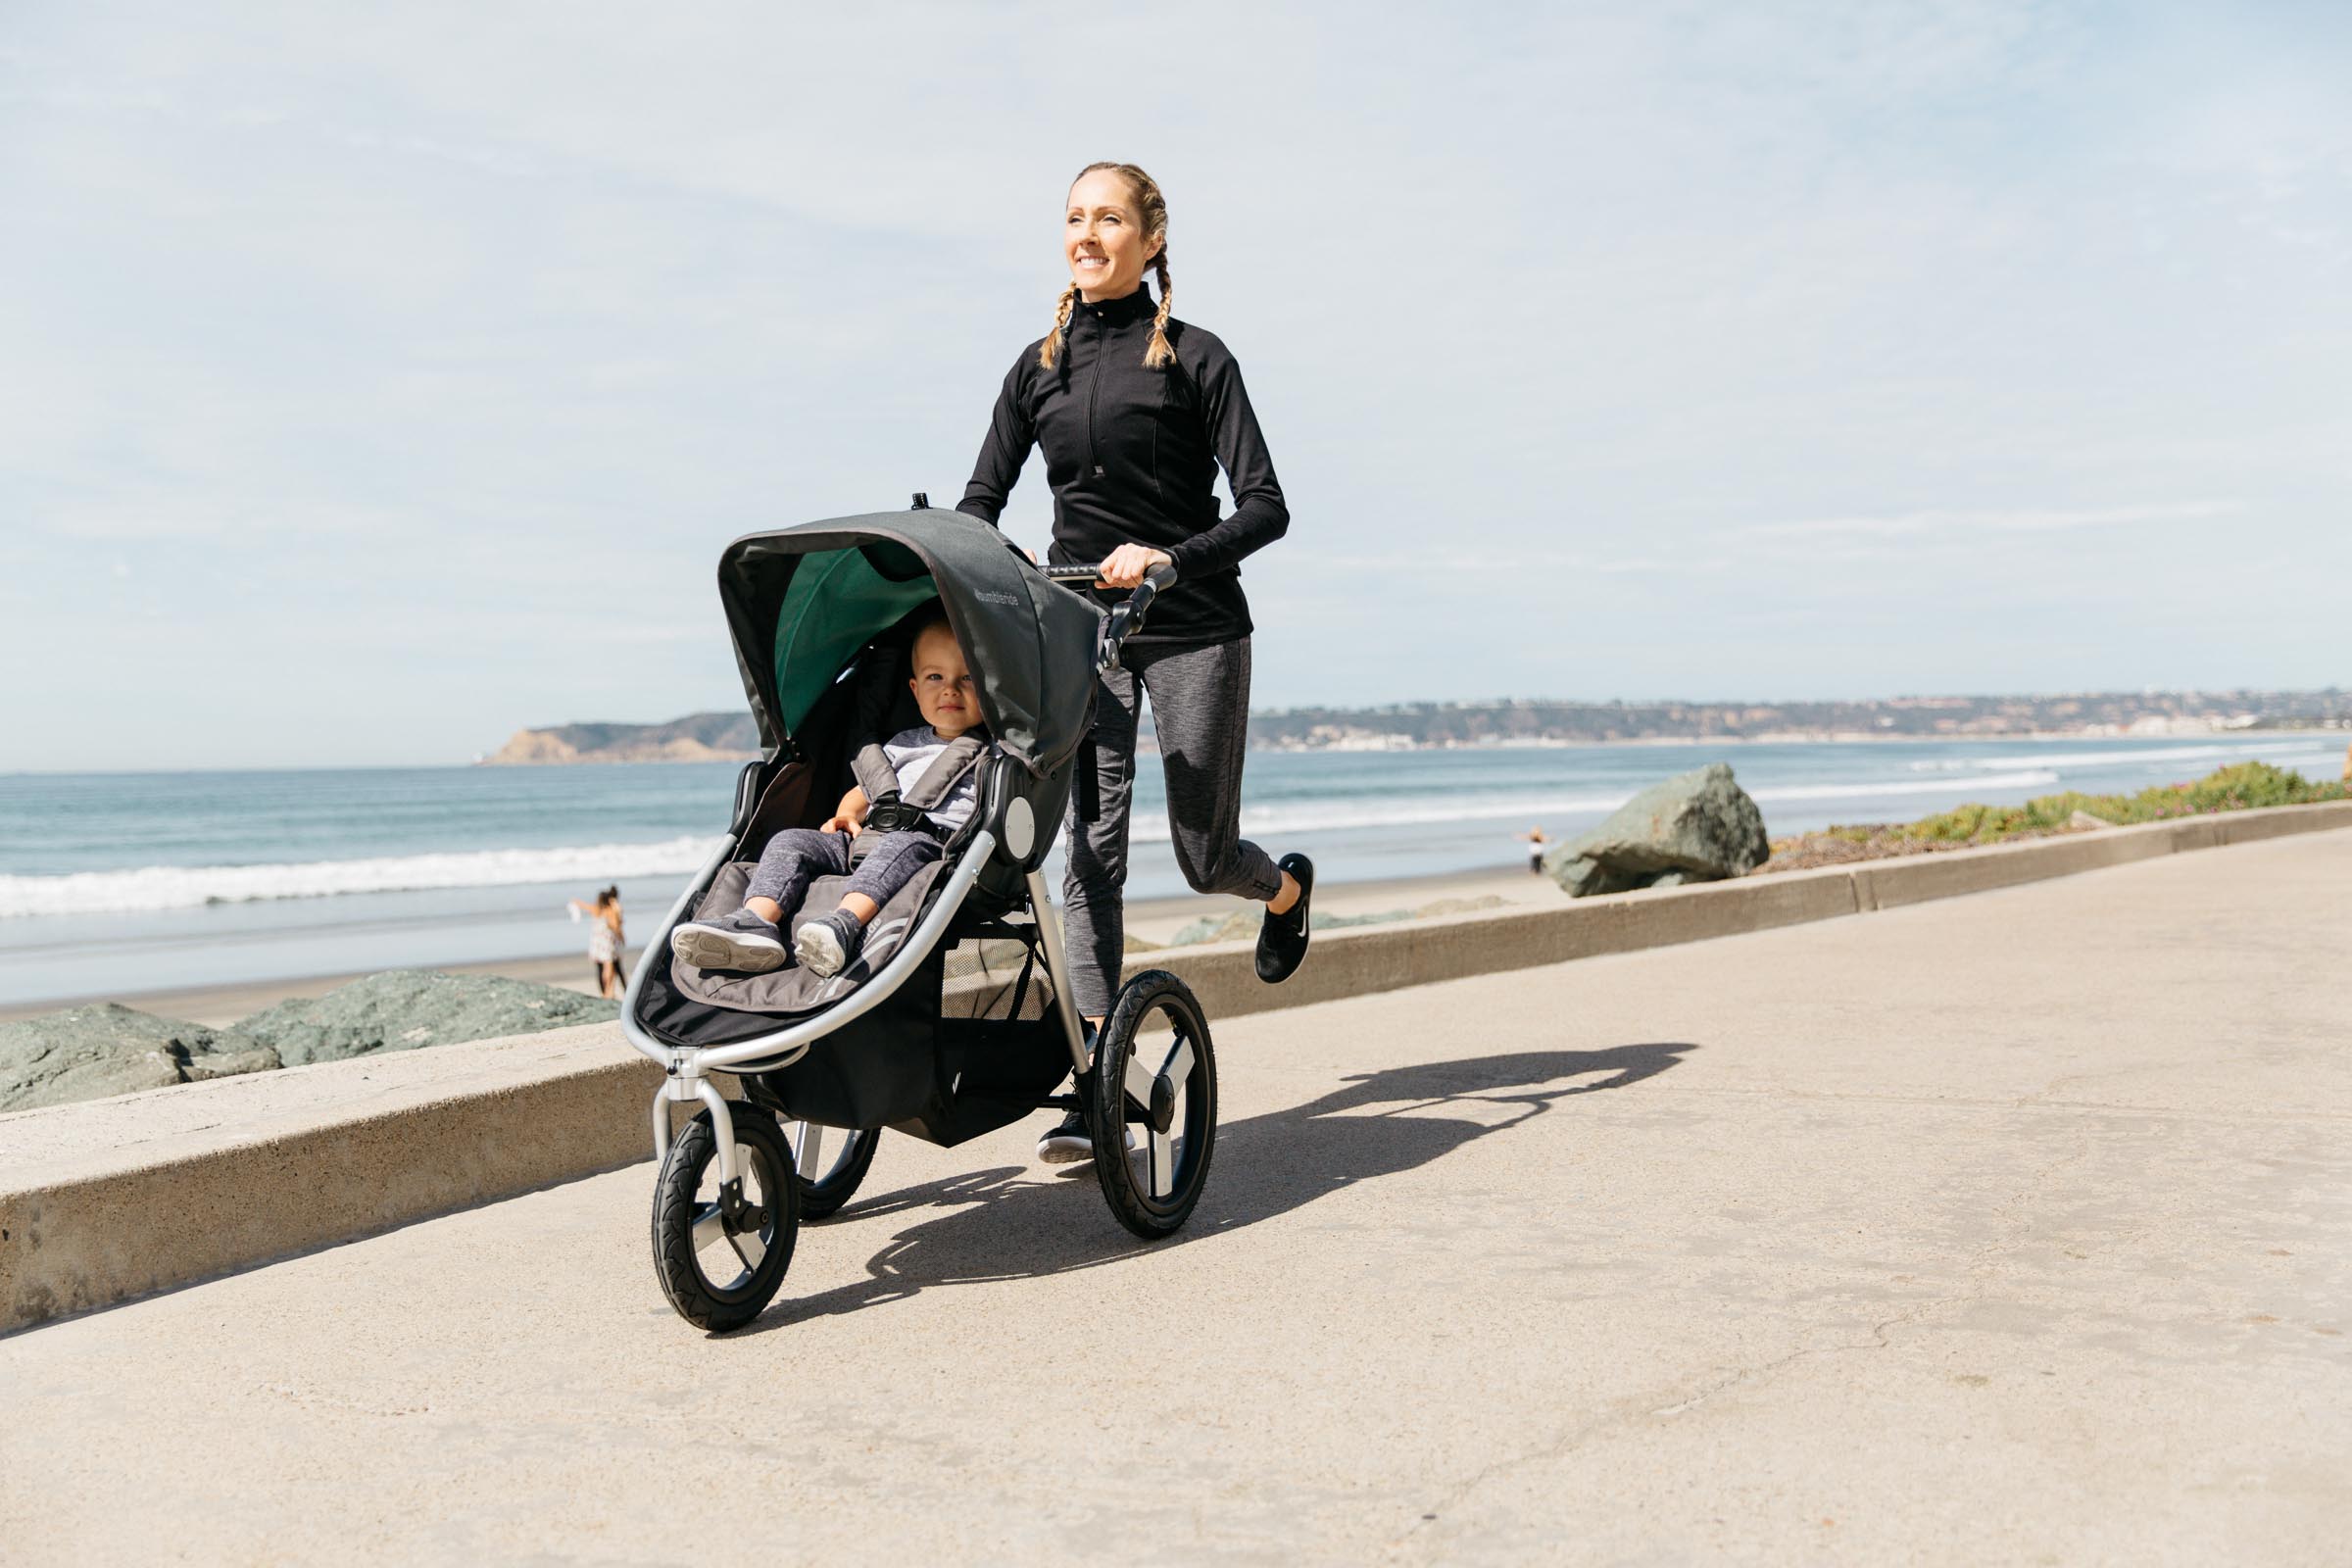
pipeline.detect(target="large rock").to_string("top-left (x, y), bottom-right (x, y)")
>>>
top-left (236, 970), bottom-right (617, 1066)
top-left (1544, 762), bottom-right (1770, 897)
top-left (0, 1004), bottom-right (281, 1113)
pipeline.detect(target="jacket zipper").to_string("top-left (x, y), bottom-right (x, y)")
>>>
top-left (1084, 311), bottom-right (1105, 479)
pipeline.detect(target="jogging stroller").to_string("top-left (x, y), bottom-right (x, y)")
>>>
top-left (620, 503), bottom-right (1216, 1331)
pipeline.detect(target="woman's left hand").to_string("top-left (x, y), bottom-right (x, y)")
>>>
top-left (1097, 544), bottom-right (1172, 589)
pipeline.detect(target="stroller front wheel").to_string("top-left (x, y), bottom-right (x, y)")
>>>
top-left (651, 1103), bottom-right (800, 1331)
top-left (1085, 970), bottom-right (1216, 1239)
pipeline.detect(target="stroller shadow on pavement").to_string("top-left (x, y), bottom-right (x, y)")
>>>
top-left (735, 1041), bottom-right (1697, 1334)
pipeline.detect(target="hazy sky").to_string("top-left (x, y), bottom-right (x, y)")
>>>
top-left (5, 2), bottom-right (2346, 770)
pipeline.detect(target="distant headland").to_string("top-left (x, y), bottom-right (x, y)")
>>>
top-left (478, 688), bottom-right (2348, 763)
top-left (480, 711), bottom-right (760, 764)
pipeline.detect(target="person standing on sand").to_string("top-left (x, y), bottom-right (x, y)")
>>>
top-left (1520, 825), bottom-right (1552, 873)
top-left (958, 161), bottom-right (1313, 1165)
top-left (568, 886), bottom-right (626, 999)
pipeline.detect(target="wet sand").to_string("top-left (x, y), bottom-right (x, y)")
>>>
top-left (0, 865), bottom-right (1549, 1029)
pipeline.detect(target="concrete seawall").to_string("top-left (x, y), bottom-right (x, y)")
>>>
top-left (7, 799), bottom-right (2347, 1335)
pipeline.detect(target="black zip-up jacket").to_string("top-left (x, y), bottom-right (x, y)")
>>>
top-left (957, 286), bottom-right (1289, 647)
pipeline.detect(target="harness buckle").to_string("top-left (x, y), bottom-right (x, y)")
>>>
top-left (863, 795), bottom-right (931, 835)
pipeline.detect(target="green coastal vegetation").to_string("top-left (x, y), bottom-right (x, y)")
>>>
top-left (1768, 762), bottom-right (2349, 869)
top-left (1881, 761), bottom-right (2349, 844)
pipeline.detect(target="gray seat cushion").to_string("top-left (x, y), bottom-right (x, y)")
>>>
top-left (668, 856), bottom-right (951, 1016)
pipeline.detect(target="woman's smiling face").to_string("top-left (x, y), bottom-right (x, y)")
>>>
top-left (1065, 167), bottom-right (1160, 303)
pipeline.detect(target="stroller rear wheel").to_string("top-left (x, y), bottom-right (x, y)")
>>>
top-left (1085, 970), bottom-right (1216, 1239)
top-left (790, 1122), bottom-right (880, 1220)
top-left (651, 1103), bottom-right (800, 1331)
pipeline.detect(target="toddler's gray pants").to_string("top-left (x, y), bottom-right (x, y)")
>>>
top-left (747, 827), bottom-right (942, 921)
top-left (1062, 637), bottom-right (1282, 1016)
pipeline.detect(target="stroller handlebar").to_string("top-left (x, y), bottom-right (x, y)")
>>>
top-left (1039, 561), bottom-right (1176, 584)
top-left (1041, 561), bottom-right (1179, 675)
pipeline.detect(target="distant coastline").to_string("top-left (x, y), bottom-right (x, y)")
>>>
top-left (480, 688), bottom-right (2350, 764)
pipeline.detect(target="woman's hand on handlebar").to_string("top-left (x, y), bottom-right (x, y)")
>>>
top-left (1097, 543), bottom-right (1172, 589)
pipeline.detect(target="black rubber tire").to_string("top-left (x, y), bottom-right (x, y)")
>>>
top-left (796, 1124), bottom-right (881, 1221)
top-left (651, 1103), bottom-right (800, 1332)
top-left (1084, 969), bottom-right (1216, 1240)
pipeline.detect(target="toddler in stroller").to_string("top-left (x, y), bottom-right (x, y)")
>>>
top-left (625, 505), bottom-right (1222, 1333)
top-left (670, 612), bottom-right (985, 979)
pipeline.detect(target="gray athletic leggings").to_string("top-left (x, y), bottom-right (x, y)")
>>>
top-left (747, 827), bottom-right (942, 920)
top-left (1064, 637), bottom-right (1281, 1016)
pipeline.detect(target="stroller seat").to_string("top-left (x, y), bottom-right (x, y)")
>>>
top-left (665, 854), bottom-right (957, 1017)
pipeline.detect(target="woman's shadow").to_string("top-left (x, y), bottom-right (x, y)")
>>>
top-left (733, 1042), bottom-right (1695, 1335)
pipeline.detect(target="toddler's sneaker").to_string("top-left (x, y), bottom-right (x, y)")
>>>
top-left (670, 907), bottom-right (786, 973)
top-left (793, 908), bottom-right (867, 978)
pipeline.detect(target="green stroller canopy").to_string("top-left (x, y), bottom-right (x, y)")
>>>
top-left (716, 509), bottom-right (1102, 777)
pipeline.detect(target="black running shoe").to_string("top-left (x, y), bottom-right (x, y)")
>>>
top-left (1255, 853), bottom-right (1315, 984)
top-left (1036, 1108), bottom-right (1092, 1164)
top-left (670, 907), bottom-right (787, 973)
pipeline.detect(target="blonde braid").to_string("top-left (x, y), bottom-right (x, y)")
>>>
top-left (1037, 279), bottom-right (1080, 370)
top-left (1145, 252), bottom-right (1175, 368)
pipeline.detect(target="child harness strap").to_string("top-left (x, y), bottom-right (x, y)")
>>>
top-left (851, 733), bottom-right (989, 838)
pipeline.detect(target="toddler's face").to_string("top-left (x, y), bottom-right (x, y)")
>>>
top-left (908, 624), bottom-right (976, 738)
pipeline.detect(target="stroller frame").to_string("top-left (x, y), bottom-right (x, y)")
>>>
top-left (621, 509), bottom-right (1214, 1330)
top-left (622, 843), bottom-right (1088, 1181)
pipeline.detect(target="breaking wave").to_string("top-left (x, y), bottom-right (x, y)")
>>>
top-left (1747, 769), bottom-right (2062, 802)
top-left (0, 835), bottom-right (725, 919)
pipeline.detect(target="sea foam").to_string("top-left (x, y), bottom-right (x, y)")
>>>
top-left (1907, 742), bottom-right (2340, 773)
top-left (0, 835), bottom-right (725, 918)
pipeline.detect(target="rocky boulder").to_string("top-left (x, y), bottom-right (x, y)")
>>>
top-left (235, 970), bottom-right (617, 1066)
top-left (1544, 763), bottom-right (1770, 897)
top-left (0, 1004), bottom-right (281, 1113)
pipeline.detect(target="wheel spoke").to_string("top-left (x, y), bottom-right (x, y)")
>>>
top-left (794, 1122), bottom-right (826, 1180)
top-left (1121, 1049), bottom-right (1157, 1116)
top-left (1149, 1127), bottom-right (1174, 1196)
top-left (727, 1227), bottom-right (766, 1271)
top-left (691, 1202), bottom-right (727, 1253)
top-left (1158, 1033), bottom-right (1196, 1092)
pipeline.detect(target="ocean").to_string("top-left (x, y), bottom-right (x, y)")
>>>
top-left (1, 732), bottom-right (2341, 1009)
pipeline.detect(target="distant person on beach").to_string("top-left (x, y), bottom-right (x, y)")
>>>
top-left (568, 886), bottom-right (626, 998)
top-left (669, 613), bottom-right (985, 980)
top-left (1520, 826), bottom-right (1552, 873)
top-left (958, 161), bottom-right (1313, 1166)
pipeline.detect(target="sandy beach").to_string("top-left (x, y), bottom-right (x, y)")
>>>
top-left (0, 864), bottom-right (1548, 1029)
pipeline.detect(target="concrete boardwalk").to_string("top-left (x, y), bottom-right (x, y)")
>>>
top-left (5, 833), bottom-right (2347, 1563)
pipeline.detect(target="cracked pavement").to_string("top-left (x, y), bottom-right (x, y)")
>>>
top-left (4, 830), bottom-right (2347, 1563)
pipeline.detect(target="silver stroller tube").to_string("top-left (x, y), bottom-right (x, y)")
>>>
top-left (625, 838), bottom-right (738, 1071)
top-left (1024, 870), bottom-right (1094, 1076)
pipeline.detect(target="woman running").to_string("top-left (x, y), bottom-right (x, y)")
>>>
top-left (958, 161), bottom-right (1312, 1163)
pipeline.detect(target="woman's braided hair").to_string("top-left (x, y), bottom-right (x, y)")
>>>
top-left (1040, 161), bottom-right (1175, 371)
